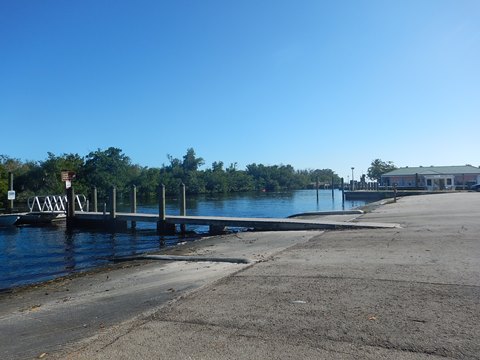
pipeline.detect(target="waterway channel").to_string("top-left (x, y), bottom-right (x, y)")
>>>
top-left (0, 190), bottom-right (365, 290)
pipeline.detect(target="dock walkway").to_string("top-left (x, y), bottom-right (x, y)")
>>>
top-left (74, 211), bottom-right (399, 231)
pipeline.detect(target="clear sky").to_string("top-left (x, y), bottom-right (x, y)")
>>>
top-left (1, 0), bottom-right (479, 180)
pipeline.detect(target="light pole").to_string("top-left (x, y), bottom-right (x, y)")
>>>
top-left (351, 167), bottom-right (355, 191)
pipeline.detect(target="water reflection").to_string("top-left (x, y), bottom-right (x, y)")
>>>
top-left (63, 231), bottom-right (76, 271)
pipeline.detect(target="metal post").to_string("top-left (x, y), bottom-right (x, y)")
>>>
top-left (8, 172), bottom-right (13, 213)
top-left (180, 183), bottom-right (186, 234)
top-left (393, 184), bottom-right (397, 203)
top-left (341, 177), bottom-right (345, 204)
top-left (131, 185), bottom-right (137, 229)
top-left (110, 186), bottom-right (116, 219)
top-left (92, 186), bottom-right (98, 212)
top-left (316, 176), bottom-right (319, 203)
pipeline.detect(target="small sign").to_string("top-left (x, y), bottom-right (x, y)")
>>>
top-left (7, 190), bottom-right (15, 200)
top-left (61, 171), bottom-right (76, 182)
top-left (65, 180), bottom-right (72, 189)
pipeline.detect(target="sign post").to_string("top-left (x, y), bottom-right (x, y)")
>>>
top-left (61, 171), bottom-right (76, 189)
top-left (7, 191), bottom-right (15, 200)
top-left (62, 171), bottom-right (76, 222)
top-left (8, 172), bottom-right (14, 213)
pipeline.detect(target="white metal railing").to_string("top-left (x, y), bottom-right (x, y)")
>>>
top-left (27, 194), bottom-right (87, 213)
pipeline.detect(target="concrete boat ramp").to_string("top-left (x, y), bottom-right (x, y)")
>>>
top-left (73, 211), bottom-right (399, 232)
top-left (3, 192), bottom-right (479, 360)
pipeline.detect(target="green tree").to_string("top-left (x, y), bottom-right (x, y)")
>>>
top-left (82, 147), bottom-right (133, 199)
top-left (132, 167), bottom-right (161, 201)
top-left (311, 169), bottom-right (341, 185)
top-left (182, 148), bottom-right (204, 173)
top-left (205, 161), bottom-right (228, 193)
top-left (367, 159), bottom-right (397, 182)
top-left (9, 159), bottom-right (44, 201)
top-left (40, 152), bottom-right (86, 195)
top-left (226, 170), bottom-right (254, 192)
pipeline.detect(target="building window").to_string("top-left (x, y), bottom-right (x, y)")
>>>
top-left (447, 178), bottom-right (452, 186)
top-left (427, 179), bottom-right (432, 186)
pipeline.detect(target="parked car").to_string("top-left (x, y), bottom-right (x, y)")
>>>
top-left (471, 184), bottom-right (480, 192)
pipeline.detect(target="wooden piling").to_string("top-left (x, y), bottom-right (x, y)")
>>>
top-left (180, 183), bottom-right (186, 234)
top-left (157, 184), bottom-right (175, 235)
top-left (66, 186), bottom-right (75, 220)
top-left (331, 176), bottom-right (335, 199)
top-left (131, 185), bottom-right (137, 229)
top-left (92, 186), bottom-right (98, 212)
top-left (110, 186), bottom-right (116, 219)
top-left (159, 184), bottom-right (166, 222)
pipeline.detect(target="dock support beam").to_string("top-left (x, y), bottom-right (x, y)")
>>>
top-left (209, 224), bottom-right (226, 235)
top-left (180, 183), bottom-right (186, 234)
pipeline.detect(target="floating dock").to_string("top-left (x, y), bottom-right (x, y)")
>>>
top-left (72, 211), bottom-right (399, 233)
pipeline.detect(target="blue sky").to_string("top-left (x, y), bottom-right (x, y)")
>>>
top-left (1, 0), bottom-right (479, 180)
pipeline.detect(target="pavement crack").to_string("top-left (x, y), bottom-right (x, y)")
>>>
top-left (94, 318), bottom-right (151, 352)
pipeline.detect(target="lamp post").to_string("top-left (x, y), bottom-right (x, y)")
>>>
top-left (351, 167), bottom-right (355, 191)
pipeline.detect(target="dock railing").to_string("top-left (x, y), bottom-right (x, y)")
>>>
top-left (28, 195), bottom-right (87, 213)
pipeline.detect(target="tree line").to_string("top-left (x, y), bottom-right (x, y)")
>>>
top-left (0, 147), bottom-right (346, 208)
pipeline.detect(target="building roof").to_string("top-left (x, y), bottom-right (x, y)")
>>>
top-left (383, 165), bottom-right (480, 177)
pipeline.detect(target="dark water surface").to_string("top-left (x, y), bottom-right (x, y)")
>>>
top-left (0, 190), bottom-right (365, 290)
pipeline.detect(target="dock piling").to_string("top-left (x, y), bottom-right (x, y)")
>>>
top-left (66, 186), bottom-right (75, 221)
top-left (110, 186), bottom-right (116, 219)
top-left (92, 186), bottom-right (98, 213)
top-left (180, 183), bottom-right (186, 234)
top-left (131, 185), bottom-right (137, 229)
top-left (331, 176), bottom-right (335, 199)
top-left (157, 184), bottom-right (175, 235)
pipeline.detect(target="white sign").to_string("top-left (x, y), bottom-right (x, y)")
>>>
top-left (7, 190), bottom-right (15, 200)
top-left (65, 180), bottom-right (72, 189)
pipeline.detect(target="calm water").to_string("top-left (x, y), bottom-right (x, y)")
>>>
top-left (0, 190), bottom-right (365, 290)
